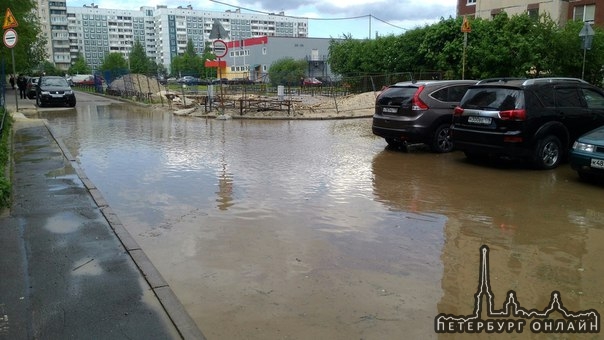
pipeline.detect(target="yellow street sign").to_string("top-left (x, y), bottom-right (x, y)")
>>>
top-left (461, 16), bottom-right (471, 33)
top-left (3, 8), bottom-right (19, 30)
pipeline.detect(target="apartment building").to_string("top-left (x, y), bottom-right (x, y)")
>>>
top-left (43, 2), bottom-right (308, 72)
top-left (457, 0), bottom-right (604, 26)
top-left (36, 0), bottom-right (71, 70)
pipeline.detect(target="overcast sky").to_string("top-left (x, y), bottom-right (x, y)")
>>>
top-left (67, 0), bottom-right (457, 39)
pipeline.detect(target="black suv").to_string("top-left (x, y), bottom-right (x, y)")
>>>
top-left (36, 76), bottom-right (77, 107)
top-left (450, 77), bottom-right (604, 169)
top-left (372, 80), bottom-right (477, 153)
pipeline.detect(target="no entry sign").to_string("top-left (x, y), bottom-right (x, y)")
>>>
top-left (3, 28), bottom-right (17, 48)
top-left (213, 39), bottom-right (228, 58)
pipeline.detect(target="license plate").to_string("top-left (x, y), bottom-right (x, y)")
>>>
top-left (590, 158), bottom-right (604, 169)
top-left (467, 116), bottom-right (492, 125)
top-left (382, 107), bottom-right (398, 113)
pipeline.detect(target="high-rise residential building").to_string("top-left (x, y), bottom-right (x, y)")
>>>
top-left (37, 0), bottom-right (71, 70)
top-left (42, 2), bottom-right (308, 73)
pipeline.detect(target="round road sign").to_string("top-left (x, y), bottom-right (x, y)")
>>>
top-left (213, 39), bottom-right (228, 58)
top-left (3, 28), bottom-right (17, 48)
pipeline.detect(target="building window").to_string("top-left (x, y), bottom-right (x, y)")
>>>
top-left (574, 4), bottom-right (596, 22)
top-left (466, 0), bottom-right (476, 4)
top-left (527, 4), bottom-right (539, 20)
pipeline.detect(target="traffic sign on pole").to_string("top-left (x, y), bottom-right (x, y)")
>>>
top-left (3, 8), bottom-right (19, 30)
top-left (213, 39), bottom-right (228, 58)
top-left (461, 16), bottom-right (471, 33)
top-left (3, 28), bottom-right (18, 49)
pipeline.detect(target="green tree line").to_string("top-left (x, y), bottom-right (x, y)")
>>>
top-left (328, 13), bottom-right (604, 85)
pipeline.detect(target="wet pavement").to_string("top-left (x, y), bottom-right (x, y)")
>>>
top-left (0, 90), bottom-right (204, 339)
top-left (8, 90), bottom-right (604, 339)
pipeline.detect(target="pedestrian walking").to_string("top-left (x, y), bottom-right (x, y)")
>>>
top-left (17, 74), bottom-right (27, 99)
top-left (9, 75), bottom-right (15, 90)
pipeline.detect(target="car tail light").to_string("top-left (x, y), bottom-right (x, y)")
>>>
top-left (411, 85), bottom-right (429, 110)
top-left (503, 136), bottom-right (523, 143)
top-left (499, 109), bottom-right (526, 120)
top-left (453, 106), bottom-right (464, 116)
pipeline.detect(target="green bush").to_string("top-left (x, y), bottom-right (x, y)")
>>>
top-left (0, 108), bottom-right (12, 209)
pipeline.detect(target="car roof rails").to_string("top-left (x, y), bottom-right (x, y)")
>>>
top-left (476, 77), bottom-right (527, 84)
top-left (521, 77), bottom-right (589, 85)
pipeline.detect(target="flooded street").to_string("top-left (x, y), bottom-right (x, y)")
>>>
top-left (37, 95), bottom-right (604, 339)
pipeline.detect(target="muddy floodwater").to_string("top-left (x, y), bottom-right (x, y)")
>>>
top-left (37, 98), bottom-right (604, 339)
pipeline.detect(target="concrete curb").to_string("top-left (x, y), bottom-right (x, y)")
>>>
top-left (43, 121), bottom-right (206, 340)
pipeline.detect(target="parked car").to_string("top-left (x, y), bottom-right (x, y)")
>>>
top-left (177, 76), bottom-right (200, 85)
top-left (71, 74), bottom-right (95, 86)
top-left (450, 77), bottom-right (604, 169)
top-left (35, 76), bottom-right (76, 107)
top-left (570, 126), bottom-right (604, 181)
top-left (156, 75), bottom-right (167, 85)
top-left (303, 77), bottom-right (322, 86)
top-left (26, 77), bottom-right (39, 99)
top-left (372, 79), bottom-right (478, 153)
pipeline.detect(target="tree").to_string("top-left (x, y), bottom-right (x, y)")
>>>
top-left (129, 40), bottom-right (149, 74)
top-left (68, 53), bottom-right (92, 75)
top-left (328, 13), bottom-right (604, 82)
top-left (0, 1), bottom-right (47, 74)
top-left (99, 52), bottom-right (128, 80)
top-left (268, 57), bottom-right (306, 86)
top-left (41, 61), bottom-right (62, 76)
top-left (171, 39), bottom-right (205, 77)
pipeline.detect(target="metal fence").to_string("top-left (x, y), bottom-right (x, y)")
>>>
top-left (71, 70), bottom-right (446, 116)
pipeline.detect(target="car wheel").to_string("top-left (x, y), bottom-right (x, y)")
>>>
top-left (68, 97), bottom-right (76, 107)
top-left (532, 135), bottom-right (562, 170)
top-left (431, 124), bottom-right (454, 153)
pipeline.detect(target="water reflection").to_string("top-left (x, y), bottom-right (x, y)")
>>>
top-left (370, 148), bottom-right (604, 338)
top-left (35, 100), bottom-right (604, 339)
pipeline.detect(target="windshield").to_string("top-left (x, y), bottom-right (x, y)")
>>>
top-left (41, 78), bottom-right (69, 87)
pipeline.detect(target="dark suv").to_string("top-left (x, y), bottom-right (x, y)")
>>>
top-left (372, 80), bottom-right (477, 153)
top-left (450, 77), bottom-right (604, 169)
top-left (36, 76), bottom-right (77, 107)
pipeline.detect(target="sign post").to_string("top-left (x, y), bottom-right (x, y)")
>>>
top-left (579, 22), bottom-right (594, 80)
top-left (461, 16), bottom-right (471, 80)
top-left (213, 39), bottom-right (229, 114)
top-left (3, 8), bottom-right (20, 111)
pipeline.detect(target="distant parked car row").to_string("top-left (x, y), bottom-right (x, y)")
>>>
top-left (175, 76), bottom-right (256, 86)
top-left (372, 77), bottom-right (604, 182)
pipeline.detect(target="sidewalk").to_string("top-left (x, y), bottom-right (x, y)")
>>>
top-left (0, 88), bottom-right (206, 339)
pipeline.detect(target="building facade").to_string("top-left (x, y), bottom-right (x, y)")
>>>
top-left (218, 36), bottom-right (335, 82)
top-left (37, 0), bottom-right (71, 70)
top-left (44, 3), bottom-right (308, 72)
top-left (457, 0), bottom-right (604, 27)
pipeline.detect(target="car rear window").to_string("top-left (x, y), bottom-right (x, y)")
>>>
top-left (377, 86), bottom-right (418, 105)
top-left (461, 87), bottom-right (521, 110)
